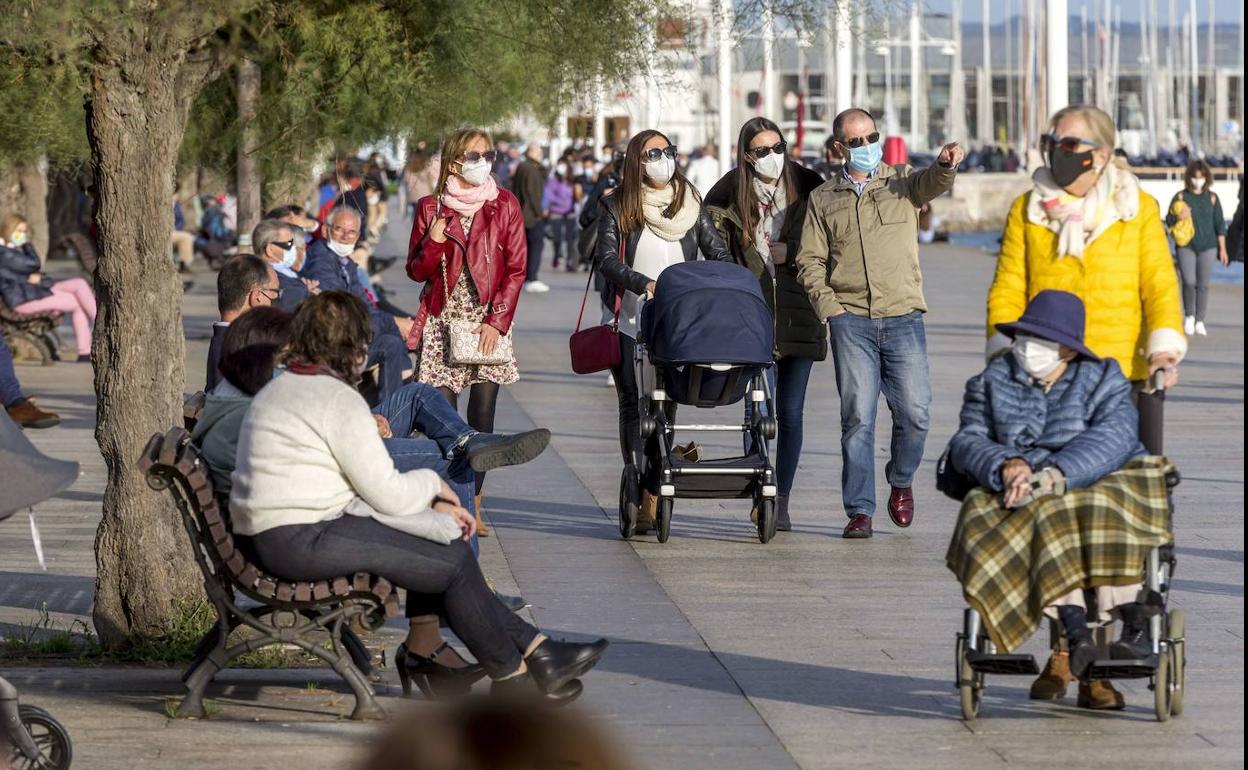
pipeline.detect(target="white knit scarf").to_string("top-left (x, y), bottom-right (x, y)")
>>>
top-left (642, 184), bottom-right (700, 242)
top-left (1027, 163), bottom-right (1141, 258)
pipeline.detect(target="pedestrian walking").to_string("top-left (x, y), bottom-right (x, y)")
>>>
top-left (406, 127), bottom-right (527, 536)
top-left (544, 162), bottom-right (579, 271)
top-left (704, 118), bottom-right (828, 531)
top-left (986, 104), bottom-right (1186, 709)
top-left (511, 143), bottom-right (549, 293)
top-left (1165, 159), bottom-right (1229, 336)
top-left (794, 107), bottom-right (963, 539)
top-left (593, 129), bottom-right (732, 533)
top-left (684, 143), bottom-right (721, 197)
top-left (404, 147), bottom-right (438, 219)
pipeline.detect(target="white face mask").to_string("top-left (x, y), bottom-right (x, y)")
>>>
top-left (278, 243), bottom-right (299, 270)
top-left (1190, 177), bottom-right (1205, 191)
top-left (459, 159), bottom-right (491, 187)
top-left (752, 151), bottom-right (785, 180)
top-left (327, 238), bottom-right (355, 258)
top-left (10, 231), bottom-right (27, 247)
top-left (644, 156), bottom-right (676, 185)
top-left (1012, 335), bottom-right (1065, 380)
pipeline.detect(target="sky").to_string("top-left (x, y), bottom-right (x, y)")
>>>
top-left (926, 0), bottom-right (1243, 23)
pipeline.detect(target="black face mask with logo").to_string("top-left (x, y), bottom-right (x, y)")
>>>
top-left (1047, 147), bottom-right (1097, 188)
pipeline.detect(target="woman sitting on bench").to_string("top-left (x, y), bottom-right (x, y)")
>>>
top-left (229, 291), bottom-right (608, 703)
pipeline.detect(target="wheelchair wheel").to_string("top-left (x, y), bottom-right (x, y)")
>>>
top-left (9, 704), bottom-right (73, 770)
top-left (656, 497), bottom-right (673, 544)
top-left (1153, 643), bottom-right (1173, 722)
top-left (755, 496), bottom-right (776, 544)
top-left (618, 467), bottom-right (638, 540)
top-left (955, 635), bottom-right (982, 720)
top-left (1169, 608), bottom-right (1186, 716)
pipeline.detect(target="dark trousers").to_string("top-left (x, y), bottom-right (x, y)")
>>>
top-left (0, 337), bottom-right (24, 407)
top-left (547, 214), bottom-right (578, 268)
top-left (609, 334), bottom-right (667, 493)
top-left (253, 518), bottom-right (538, 678)
top-left (746, 356), bottom-right (816, 496)
top-left (524, 221), bottom-right (545, 282)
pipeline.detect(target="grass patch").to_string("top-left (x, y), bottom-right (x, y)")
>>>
top-left (114, 598), bottom-right (215, 664)
top-left (0, 604), bottom-right (100, 660)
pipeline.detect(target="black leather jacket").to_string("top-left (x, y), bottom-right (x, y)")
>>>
top-left (592, 194), bottom-right (732, 307)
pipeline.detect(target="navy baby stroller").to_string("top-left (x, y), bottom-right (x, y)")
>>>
top-left (618, 261), bottom-right (779, 544)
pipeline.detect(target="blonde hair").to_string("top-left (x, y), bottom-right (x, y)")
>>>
top-left (0, 213), bottom-right (28, 243)
top-left (1047, 104), bottom-right (1116, 150)
top-left (435, 128), bottom-right (493, 195)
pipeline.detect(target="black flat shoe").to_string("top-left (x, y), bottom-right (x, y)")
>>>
top-left (395, 642), bottom-right (486, 698)
top-left (465, 429), bottom-right (551, 472)
top-left (495, 591), bottom-right (532, 612)
top-left (491, 672), bottom-right (583, 706)
top-left (524, 637), bottom-right (609, 695)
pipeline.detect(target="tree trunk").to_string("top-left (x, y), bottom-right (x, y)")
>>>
top-left (0, 162), bottom-right (50, 259)
top-left (88, 47), bottom-right (216, 649)
top-left (235, 57), bottom-right (262, 245)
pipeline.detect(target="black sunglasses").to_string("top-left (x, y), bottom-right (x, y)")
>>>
top-left (1041, 134), bottom-right (1102, 153)
top-left (460, 150), bottom-right (498, 163)
top-left (270, 239), bottom-right (295, 251)
top-left (747, 141), bottom-right (788, 160)
top-left (839, 132), bottom-right (881, 149)
top-left (640, 146), bottom-right (678, 162)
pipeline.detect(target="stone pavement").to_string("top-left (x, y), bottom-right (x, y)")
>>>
top-left (1, 214), bottom-right (1243, 769)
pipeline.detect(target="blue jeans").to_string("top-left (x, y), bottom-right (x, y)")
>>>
top-left (0, 337), bottom-right (25, 407)
top-left (827, 311), bottom-right (931, 518)
top-left (744, 356), bottom-right (816, 496)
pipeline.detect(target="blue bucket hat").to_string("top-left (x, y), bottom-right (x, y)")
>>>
top-left (995, 290), bottom-right (1100, 360)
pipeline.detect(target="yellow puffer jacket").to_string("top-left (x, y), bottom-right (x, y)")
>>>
top-left (987, 190), bottom-right (1185, 381)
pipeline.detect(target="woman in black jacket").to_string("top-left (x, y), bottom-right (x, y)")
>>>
top-left (703, 118), bottom-right (828, 531)
top-left (0, 214), bottom-right (97, 361)
top-left (593, 129), bottom-right (731, 533)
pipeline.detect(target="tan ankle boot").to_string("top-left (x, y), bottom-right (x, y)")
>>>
top-left (1029, 651), bottom-right (1073, 700)
top-left (636, 491), bottom-right (657, 533)
top-left (475, 493), bottom-right (490, 537)
top-left (1077, 679), bottom-right (1126, 710)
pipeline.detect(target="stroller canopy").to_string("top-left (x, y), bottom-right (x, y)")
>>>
top-left (641, 261), bottom-right (773, 366)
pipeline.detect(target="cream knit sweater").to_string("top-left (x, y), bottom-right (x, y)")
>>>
top-left (229, 373), bottom-right (460, 543)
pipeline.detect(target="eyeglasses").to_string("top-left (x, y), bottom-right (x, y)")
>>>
top-left (747, 141), bottom-right (788, 159)
top-left (838, 132), bottom-right (881, 149)
top-left (1041, 134), bottom-right (1102, 152)
top-left (460, 151), bottom-right (498, 163)
top-left (329, 225), bottom-right (359, 239)
top-left (258, 286), bottom-right (283, 302)
top-left (640, 146), bottom-right (678, 162)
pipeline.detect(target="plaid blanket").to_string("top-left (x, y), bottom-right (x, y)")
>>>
top-left (946, 456), bottom-right (1175, 653)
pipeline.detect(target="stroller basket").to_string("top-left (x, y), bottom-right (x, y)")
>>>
top-left (659, 363), bottom-right (761, 408)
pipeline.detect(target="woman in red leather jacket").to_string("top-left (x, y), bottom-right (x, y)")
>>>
top-left (406, 128), bottom-right (528, 533)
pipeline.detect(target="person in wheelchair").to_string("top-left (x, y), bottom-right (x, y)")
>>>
top-left (946, 290), bottom-right (1175, 710)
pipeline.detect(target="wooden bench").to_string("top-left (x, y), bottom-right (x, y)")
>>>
top-left (139, 427), bottom-right (400, 719)
top-left (0, 301), bottom-right (62, 365)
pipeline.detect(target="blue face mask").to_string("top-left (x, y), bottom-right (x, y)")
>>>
top-left (847, 140), bottom-right (883, 174)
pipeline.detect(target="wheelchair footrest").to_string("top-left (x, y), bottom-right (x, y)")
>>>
top-left (1086, 657), bottom-right (1158, 680)
top-left (966, 651), bottom-right (1039, 675)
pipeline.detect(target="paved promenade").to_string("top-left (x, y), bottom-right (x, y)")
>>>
top-left (2, 216), bottom-right (1243, 769)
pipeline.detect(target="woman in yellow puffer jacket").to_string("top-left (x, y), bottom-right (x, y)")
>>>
top-left (985, 104), bottom-right (1187, 713)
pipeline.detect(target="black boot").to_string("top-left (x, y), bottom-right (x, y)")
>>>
top-left (1111, 602), bottom-right (1155, 660)
top-left (491, 671), bottom-right (583, 706)
top-left (1057, 605), bottom-right (1097, 680)
top-left (464, 429), bottom-right (551, 472)
top-left (775, 495), bottom-right (792, 532)
top-left (524, 637), bottom-right (610, 695)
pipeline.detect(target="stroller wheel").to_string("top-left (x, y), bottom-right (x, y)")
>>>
top-left (755, 496), bottom-right (776, 544)
top-left (656, 497), bottom-right (673, 543)
top-left (10, 704), bottom-right (73, 770)
top-left (618, 467), bottom-right (639, 539)
top-left (1168, 608), bottom-right (1186, 716)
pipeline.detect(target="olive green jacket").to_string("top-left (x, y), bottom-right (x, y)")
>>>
top-left (795, 162), bottom-right (957, 320)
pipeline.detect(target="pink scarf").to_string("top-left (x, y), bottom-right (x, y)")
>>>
top-left (442, 174), bottom-right (499, 217)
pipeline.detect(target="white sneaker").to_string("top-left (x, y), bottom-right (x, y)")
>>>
top-left (606, 372), bottom-right (615, 387)
top-left (524, 280), bottom-right (550, 294)
top-left (1194, 321), bottom-right (1208, 336)
top-left (1183, 316), bottom-right (1196, 335)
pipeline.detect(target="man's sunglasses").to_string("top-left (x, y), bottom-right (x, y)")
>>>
top-left (460, 150), bottom-right (498, 163)
top-left (838, 132), bottom-right (881, 149)
top-left (270, 239), bottom-right (295, 251)
top-left (1041, 134), bottom-right (1102, 152)
top-left (640, 146), bottom-right (678, 162)
top-left (747, 141), bottom-right (788, 159)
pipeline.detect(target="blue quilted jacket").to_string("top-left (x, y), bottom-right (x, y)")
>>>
top-left (949, 355), bottom-right (1145, 491)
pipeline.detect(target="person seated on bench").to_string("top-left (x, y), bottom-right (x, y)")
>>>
top-left (208, 255), bottom-right (280, 391)
top-left (0, 214), bottom-right (97, 362)
top-left (230, 291), bottom-right (606, 703)
top-left (946, 290), bottom-right (1174, 711)
top-left (2, 335), bottom-right (59, 428)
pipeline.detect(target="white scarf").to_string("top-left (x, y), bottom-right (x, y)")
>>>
top-left (751, 175), bottom-right (788, 259)
top-left (642, 184), bottom-right (700, 242)
top-left (1027, 163), bottom-right (1141, 258)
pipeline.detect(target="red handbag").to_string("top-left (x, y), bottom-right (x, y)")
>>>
top-left (568, 240), bottom-right (623, 375)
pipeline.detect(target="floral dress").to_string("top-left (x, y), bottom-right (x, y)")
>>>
top-left (416, 214), bottom-right (520, 391)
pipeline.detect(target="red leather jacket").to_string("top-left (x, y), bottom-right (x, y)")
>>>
top-left (405, 190), bottom-right (528, 347)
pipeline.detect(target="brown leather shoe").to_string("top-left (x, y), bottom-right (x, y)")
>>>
top-left (474, 493), bottom-right (490, 537)
top-left (842, 514), bottom-right (872, 539)
top-left (636, 491), bottom-right (657, 534)
top-left (1029, 651), bottom-right (1073, 700)
top-left (887, 487), bottom-right (914, 527)
top-left (1077, 679), bottom-right (1126, 710)
top-left (5, 397), bottom-right (60, 429)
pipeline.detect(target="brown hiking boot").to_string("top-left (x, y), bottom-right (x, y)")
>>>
top-left (636, 491), bottom-right (657, 534)
top-left (1029, 651), bottom-right (1073, 700)
top-left (5, 397), bottom-right (60, 429)
top-left (1077, 679), bottom-right (1126, 710)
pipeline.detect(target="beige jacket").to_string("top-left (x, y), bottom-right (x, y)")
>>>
top-left (795, 162), bottom-right (957, 319)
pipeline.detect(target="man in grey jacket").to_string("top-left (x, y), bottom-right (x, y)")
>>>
top-left (796, 108), bottom-right (963, 539)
